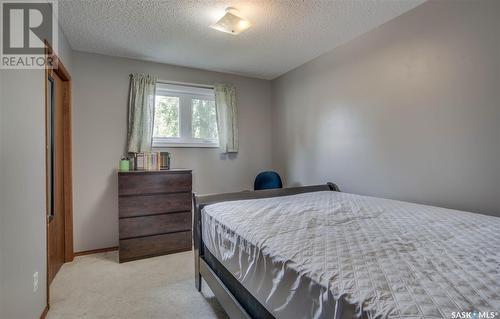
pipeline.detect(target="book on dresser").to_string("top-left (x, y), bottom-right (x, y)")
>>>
top-left (118, 169), bottom-right (192, 263)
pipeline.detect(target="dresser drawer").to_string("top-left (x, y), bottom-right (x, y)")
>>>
top-left (119, 172), bottom-right (191, 196)
top-left (119, 231), bottom-right (191, 262)
top-left (119, 212), bottom-right (191, 239)
top-left (119, 192), bottom-right (192, 218)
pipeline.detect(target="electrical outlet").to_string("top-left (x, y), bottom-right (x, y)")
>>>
top-left (33, 272), bottom-right (38, 293)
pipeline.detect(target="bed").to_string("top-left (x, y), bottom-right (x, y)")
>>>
top-left (193, 184), bottom-right (500, 319)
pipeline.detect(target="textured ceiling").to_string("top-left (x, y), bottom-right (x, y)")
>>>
top-left (59, 0), bottom-right (426, 80)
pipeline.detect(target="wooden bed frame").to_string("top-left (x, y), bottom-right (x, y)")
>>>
top-left (193, 182), bottom-right (340, 319)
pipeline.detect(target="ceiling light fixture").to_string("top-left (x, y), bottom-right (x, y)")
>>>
top-left (210, 7), bottom-right (251, 35)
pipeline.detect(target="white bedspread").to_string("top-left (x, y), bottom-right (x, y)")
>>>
top-left (202, 191), bottom-right (500, 319)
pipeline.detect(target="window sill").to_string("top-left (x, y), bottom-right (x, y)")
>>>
top-left (153, 143), bottom-right (219, 149)
top-left (153, 137), bottom-right (219, 149)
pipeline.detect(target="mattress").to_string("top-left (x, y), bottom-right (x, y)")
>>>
top-left (201, 191), bottom-right (500, 319)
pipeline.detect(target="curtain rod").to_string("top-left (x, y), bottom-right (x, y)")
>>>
top-left (157, 80), bottom-right (214, 89)
top-left (129, 74), bottom-right (215, 89)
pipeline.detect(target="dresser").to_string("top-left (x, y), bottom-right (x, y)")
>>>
top-left (118, 169), bottom-right (192, 263)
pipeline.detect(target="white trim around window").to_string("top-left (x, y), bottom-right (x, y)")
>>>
top-left (152, 82), bottom-right (219, 148)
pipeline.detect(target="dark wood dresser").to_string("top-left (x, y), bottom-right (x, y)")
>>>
top-left (118, 169), bottom-right (192, 263)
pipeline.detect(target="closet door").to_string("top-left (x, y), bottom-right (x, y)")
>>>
top-left (47, 70), bottom-right (66, 284)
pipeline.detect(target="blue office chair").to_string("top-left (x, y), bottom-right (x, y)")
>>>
top-left (254, 171), bottom-right (283, 191)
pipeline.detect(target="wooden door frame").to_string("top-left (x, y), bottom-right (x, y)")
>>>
top-left (44, 42), bottom-right (73, 312)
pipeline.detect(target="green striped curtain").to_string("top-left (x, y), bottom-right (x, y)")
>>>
top-left (214, 84), bottom-right (238, 153)
top-left (127, 74), bottom-right (157, 153)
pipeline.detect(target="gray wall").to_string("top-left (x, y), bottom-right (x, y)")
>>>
top-left (0, 69), bottom-right (46, 319)
top-left (0, 62), bottom-right (4, 316)
top-left (272, 0), bottom-right (500, 216)
top-left (0, 27), bottom-right (73, 318)
top-left (72, 52), bottom-right (273, 252)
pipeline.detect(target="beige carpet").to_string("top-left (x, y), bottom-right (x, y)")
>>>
top-left (47, 250), bottom-right (229, 319)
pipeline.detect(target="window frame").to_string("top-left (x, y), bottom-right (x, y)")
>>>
top-left (152, 83), bottom-right (219, 148)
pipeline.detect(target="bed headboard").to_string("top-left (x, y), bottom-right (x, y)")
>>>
top-left (194, 182), bottom-right (338, 210)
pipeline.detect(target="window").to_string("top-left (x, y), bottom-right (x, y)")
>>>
top-left (153, 83), bottom-right (218, 148)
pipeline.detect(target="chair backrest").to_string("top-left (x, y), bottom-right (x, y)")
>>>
top-left (254, 171), bottom-right (283, 191)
